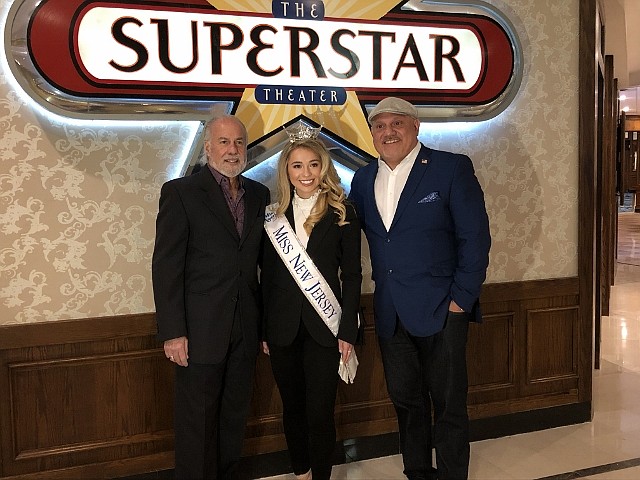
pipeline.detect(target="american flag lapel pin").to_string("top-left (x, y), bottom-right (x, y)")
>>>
top-left (421, 158), bottom-right (429, 164)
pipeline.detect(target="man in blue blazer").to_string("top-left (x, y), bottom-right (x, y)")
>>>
top-left (349, 97), bottom-right (491, 480)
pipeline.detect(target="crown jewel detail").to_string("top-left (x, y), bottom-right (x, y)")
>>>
top-left (285, 123), bottom-right (322, 142)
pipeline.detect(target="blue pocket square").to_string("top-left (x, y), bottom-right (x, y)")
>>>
top-left (418, 192), bottom-right (441, 203)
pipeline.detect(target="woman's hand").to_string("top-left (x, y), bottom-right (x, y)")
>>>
top-left (262, 341), bottom-right (270, 355)
top-left (338, 339), bottom-right (354, 363)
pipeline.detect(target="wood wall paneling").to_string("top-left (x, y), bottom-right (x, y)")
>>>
top-left (0, 327), bottom-right (175, 479)
top-left (601, 54), bottom-right (615, 317)
top-left (0, 278), bottom-right (587, 479)
top-left (526, 307), bottom-right (579, 384)
top-left (469, 313), bottom-right (514, 388)
top-left (578, 0), bottom-right (596, 396)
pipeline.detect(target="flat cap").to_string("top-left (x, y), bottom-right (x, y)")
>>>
top-left (367, 97), bottom-right (419, 123)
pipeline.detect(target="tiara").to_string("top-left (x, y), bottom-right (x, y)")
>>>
top-left (284, 123), bottom-right (322, 142)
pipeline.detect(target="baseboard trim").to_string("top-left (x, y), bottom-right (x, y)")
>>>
top-left (470, 401), bottom-right (592, 441)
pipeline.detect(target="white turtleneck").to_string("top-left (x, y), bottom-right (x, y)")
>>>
top-left (292, 189), bottom-right (319, 248)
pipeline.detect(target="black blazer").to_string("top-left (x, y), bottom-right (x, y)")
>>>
top-left (261, 202), bottom-right (362, 348)
top-left (152, 167), bottom-right (270, 364)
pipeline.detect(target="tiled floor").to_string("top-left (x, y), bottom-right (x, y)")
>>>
top-left (618, 212), bottom-right (640, 266)
top-left (259, 212), bottom-right (640, 480)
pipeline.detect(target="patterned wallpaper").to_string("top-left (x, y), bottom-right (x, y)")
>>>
top-left (0, 0), bottom-right (579, 324)
top-left (416, 0), bottom-right (579, 284)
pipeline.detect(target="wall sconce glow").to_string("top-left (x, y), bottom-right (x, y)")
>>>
top-left (168, 124), bottom-right (204, 180)
top-left (623, 106), bottom-right (631, 112)
top-left (420, 122), bottom-right (484, 135)
top-left (418, 115), bottom-right (499, 139)
top-left (621, 320), bottom-right (628, 341)
top-left (334, 163), bottom-right (355, 193)
top-left (620, 95), bottom-right (627, 101)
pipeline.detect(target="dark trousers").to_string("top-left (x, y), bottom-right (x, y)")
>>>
top-left (173, 312), bottom-right (256, 480)
top-left (268, 322), bottom-right (341, 480)
top-left (378, 312), bottom-right (470, 480)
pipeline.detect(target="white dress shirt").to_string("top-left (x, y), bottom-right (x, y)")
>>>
top-left (292, 190), bottom-right (319, 248)
top-left (375, 142), bottom-right (421, 231)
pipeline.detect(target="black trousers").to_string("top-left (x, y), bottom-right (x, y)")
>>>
top-left (378, 312), bottom-right (470, 480)
top-left (173, 312), bottom-right (256, 480)
top-left (268, 321), bottom-right (341, 480)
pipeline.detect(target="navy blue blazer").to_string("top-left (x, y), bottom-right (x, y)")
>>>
top-left (349, 144), bottom-right (490, 339)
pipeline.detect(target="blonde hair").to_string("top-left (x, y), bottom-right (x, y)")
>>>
top-left (275, 139), bottom-right (349, 235)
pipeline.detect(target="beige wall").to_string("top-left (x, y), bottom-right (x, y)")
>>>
top-left (0, 0), bottom-right (579, 324)
top-left (602, 0), bottom-right (629, 87)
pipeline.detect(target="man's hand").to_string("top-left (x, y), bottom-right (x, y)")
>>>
top-left (449, 300), bottom-right (465, 313)
top-left (164, 336), bottom-right (189, 367)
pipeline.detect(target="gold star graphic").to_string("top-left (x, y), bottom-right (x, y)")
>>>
top-left (206, 1), bottom-right (400, 156)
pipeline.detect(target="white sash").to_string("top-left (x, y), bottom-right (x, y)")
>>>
top-left (264, 203), bottom-right (341, 335)
top-left (264, 203), bottom-right (359, 383)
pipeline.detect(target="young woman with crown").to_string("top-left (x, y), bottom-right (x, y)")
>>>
top-left (261, 129), bottom-right (362, 480)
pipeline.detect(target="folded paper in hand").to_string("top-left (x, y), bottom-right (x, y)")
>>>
top-left (339, 351), bottom-right (359, 384)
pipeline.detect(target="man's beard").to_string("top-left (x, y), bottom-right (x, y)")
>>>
top-left (216, 158), bottom-right (246, 178)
